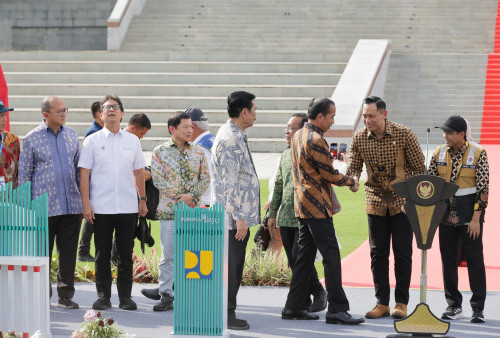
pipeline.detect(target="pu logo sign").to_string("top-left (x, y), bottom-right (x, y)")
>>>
top-left (185, 250), bottom-right (213, 279)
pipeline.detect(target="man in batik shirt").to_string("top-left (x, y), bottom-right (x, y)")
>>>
top-left (147, 111), bottom-right (209, 312)
top-left (211, 91), bottom-right (260, 330)
top-left (19, 96), bottom-right (82, 309)
top-left (0, 100), bottom-right (19, 188)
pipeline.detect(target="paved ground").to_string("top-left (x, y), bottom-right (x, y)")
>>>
top-left (50, 283), bottom-right (500, 337)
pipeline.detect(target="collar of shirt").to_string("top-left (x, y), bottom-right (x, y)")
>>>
top-left (193, 130), bottom-right (211, 144)
top-left (227, 119), bottom-right (247, 142)
top-left (367, 119), bottom-right (393, 139)
top-left (42, 120), bottom-right (63, 134)
top-left (304, 122), bottom-right (323, 136)
top-left (165, 138), bottom-right (193, 150)
top-left (447, 141), bottom-right (468, 157)
top-left (102, 126), bottom-right (125, 138)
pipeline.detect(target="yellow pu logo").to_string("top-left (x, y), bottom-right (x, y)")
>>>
top-left (185, 250), bottom-right (213, 279)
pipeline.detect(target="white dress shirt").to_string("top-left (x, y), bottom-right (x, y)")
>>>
top-left (78, 127), bottom-right (145, 214)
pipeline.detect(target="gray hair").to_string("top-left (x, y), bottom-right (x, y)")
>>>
top-left (193, 120), bottom-right (209, 131)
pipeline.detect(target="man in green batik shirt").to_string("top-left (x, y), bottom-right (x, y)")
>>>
top-left (268, 113), bottom-right (327, 313)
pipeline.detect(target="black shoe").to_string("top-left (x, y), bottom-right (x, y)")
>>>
top-left (310, 289), bottom-right (327, 313)
top-left (153, 293), bottom-right (173, 312)
top-left (78, 253), bottom-right (95, 262)
top-left (141, 287), bottom-right (161, 300)
top-left (92, 298), bottom-right (111, 310)
top-left (471, 309), bottom-right (485, 323)
top-left (326, 311), bottom-right (364, 325)
top-left (118, 297), bottom-right (137, 310)
top-left (282, 307), bottom-right (319, 320)
top-left (57, 298), bottom-right (79, 309)
top-left (228, 317), bottom-right (250, 330)
top-left (441, 306), bottom-right (462, 320)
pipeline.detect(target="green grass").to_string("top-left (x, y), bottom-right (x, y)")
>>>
top-left (74, 179), bottom-right (369, 279)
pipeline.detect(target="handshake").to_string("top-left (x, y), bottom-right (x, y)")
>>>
top-left (349, 177), bottom-right (360, 193)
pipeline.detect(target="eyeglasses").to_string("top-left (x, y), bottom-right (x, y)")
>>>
top-left (285, 126), bottom-right (299, 133)
top-left (53, 108), bottom-right (68, 115)
top-left (102, 104), bottom-right (121, 111)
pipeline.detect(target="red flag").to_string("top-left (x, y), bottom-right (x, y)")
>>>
top-left (0, 63), bottom-right (10, 131)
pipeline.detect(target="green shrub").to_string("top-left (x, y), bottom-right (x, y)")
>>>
top-left (241, 248), bottom-right (291, 286)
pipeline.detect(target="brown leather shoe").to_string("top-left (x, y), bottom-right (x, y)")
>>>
top-left (391, 303), bottom-right (407, 319)
top-left (365, 304), bottom-right (390, 319)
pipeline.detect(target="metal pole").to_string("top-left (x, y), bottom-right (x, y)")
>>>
top-left (420, 249), bottom-right (427, 303)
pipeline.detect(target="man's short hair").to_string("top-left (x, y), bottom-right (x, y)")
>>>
top-left (308, 97), bottom-right (334, 120)
top-left (167, 111), bottom-right (191, 134)
top-left (291, 112), bottom-right (308, 128)
top-left (227, 91), bottom-right (256, 118)
top-left (91, 101), bottom-right (101, 118)
top-left (364, 96), bottom-right (386, 112)
top-left (128, 113), bottom-right (151, 129)
top-left (101, 94), bottom-right (124, 113)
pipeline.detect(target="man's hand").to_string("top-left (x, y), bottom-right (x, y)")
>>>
top-left (139, 200), bottom-right (148, 217)
top-left (144, 170), bottom-right (152, 181)
top-left (235, 219), bottom-right (248, 241)
top-left (468, 212), bottom-right (481, 240)
top-left (263, 201), bottom-right (270, 211)
top-left (177, 194), bottom-right (195, 208)
top-left (83, 203), bottom-right (95, 224)
top-left (350, 177), bottom-right (359, 192)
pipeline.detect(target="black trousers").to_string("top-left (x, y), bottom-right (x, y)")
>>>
top-left (280, 226), bottom-right (324, 297)
top-left (78, 220), bottom-right (93, 256)
top-left (228, 229), bottom-right (250, 314)
top-left (285, 217), bottom-right (349, 313)
top-left (439, 221), bottom-right (486, 311)
top-left (48, 214), bottom-right (82, 299)
top-left (93, 213), bottom-right (136, 300)
top-left (367, 211), bottom-right (413, 305)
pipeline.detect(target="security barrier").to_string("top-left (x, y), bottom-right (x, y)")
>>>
top-left (0, 182), bottom-right (49, 337)
top-left (173, 203), bottom-right (227, 336)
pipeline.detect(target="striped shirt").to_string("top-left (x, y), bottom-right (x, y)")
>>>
top-left (291, 122), bottom-right (355, 219)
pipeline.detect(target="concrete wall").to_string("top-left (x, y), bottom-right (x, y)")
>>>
top-left (0, 0), bottom-right (115, 51)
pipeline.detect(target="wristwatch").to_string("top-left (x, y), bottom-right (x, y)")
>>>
top-left (140, 196), bottom-right (147, 202)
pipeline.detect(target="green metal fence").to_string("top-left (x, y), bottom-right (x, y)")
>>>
top-left (0, 182), bottom-right (48, 257)
top-left (174, 202), bottom-right (225, 336)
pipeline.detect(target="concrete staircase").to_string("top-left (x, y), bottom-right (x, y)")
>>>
top-left (121, 0), bottom-right (495, 54)
top-left (2, 0), bottom-right (498, 151)
top-left (385, 53), bottom-right (489, 145)
top-left (2, 51), bottom-right (346, 152)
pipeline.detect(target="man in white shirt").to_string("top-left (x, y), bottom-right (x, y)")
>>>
top-left (79, 94), bottom-right (147, 311)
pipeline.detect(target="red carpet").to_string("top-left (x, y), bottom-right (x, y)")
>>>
top-left (480, 0), bottom-right (500, 144)
top-left (341, 145), bottom-right (500, 291)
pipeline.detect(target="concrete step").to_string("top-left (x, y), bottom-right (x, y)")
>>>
top-left (11, 121), bottom-right (288, 139)
top-left (4, 72), bottom-right (341, 85)
top-left (0, 51), bottom-right (351, 62)
top-left (1, 61), bottom-right (346, 73)
top-left (10, 108), bottom-right (300, 124)
top-left (7, 95), bottom-right (315, 111)
top-left (7, 83), bottom-right (335, 98)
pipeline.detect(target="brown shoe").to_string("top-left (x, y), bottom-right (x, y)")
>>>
top-left (365, 304), bottom-right (390, 319)
top-left (391, 303), bottom-right (407, 319)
